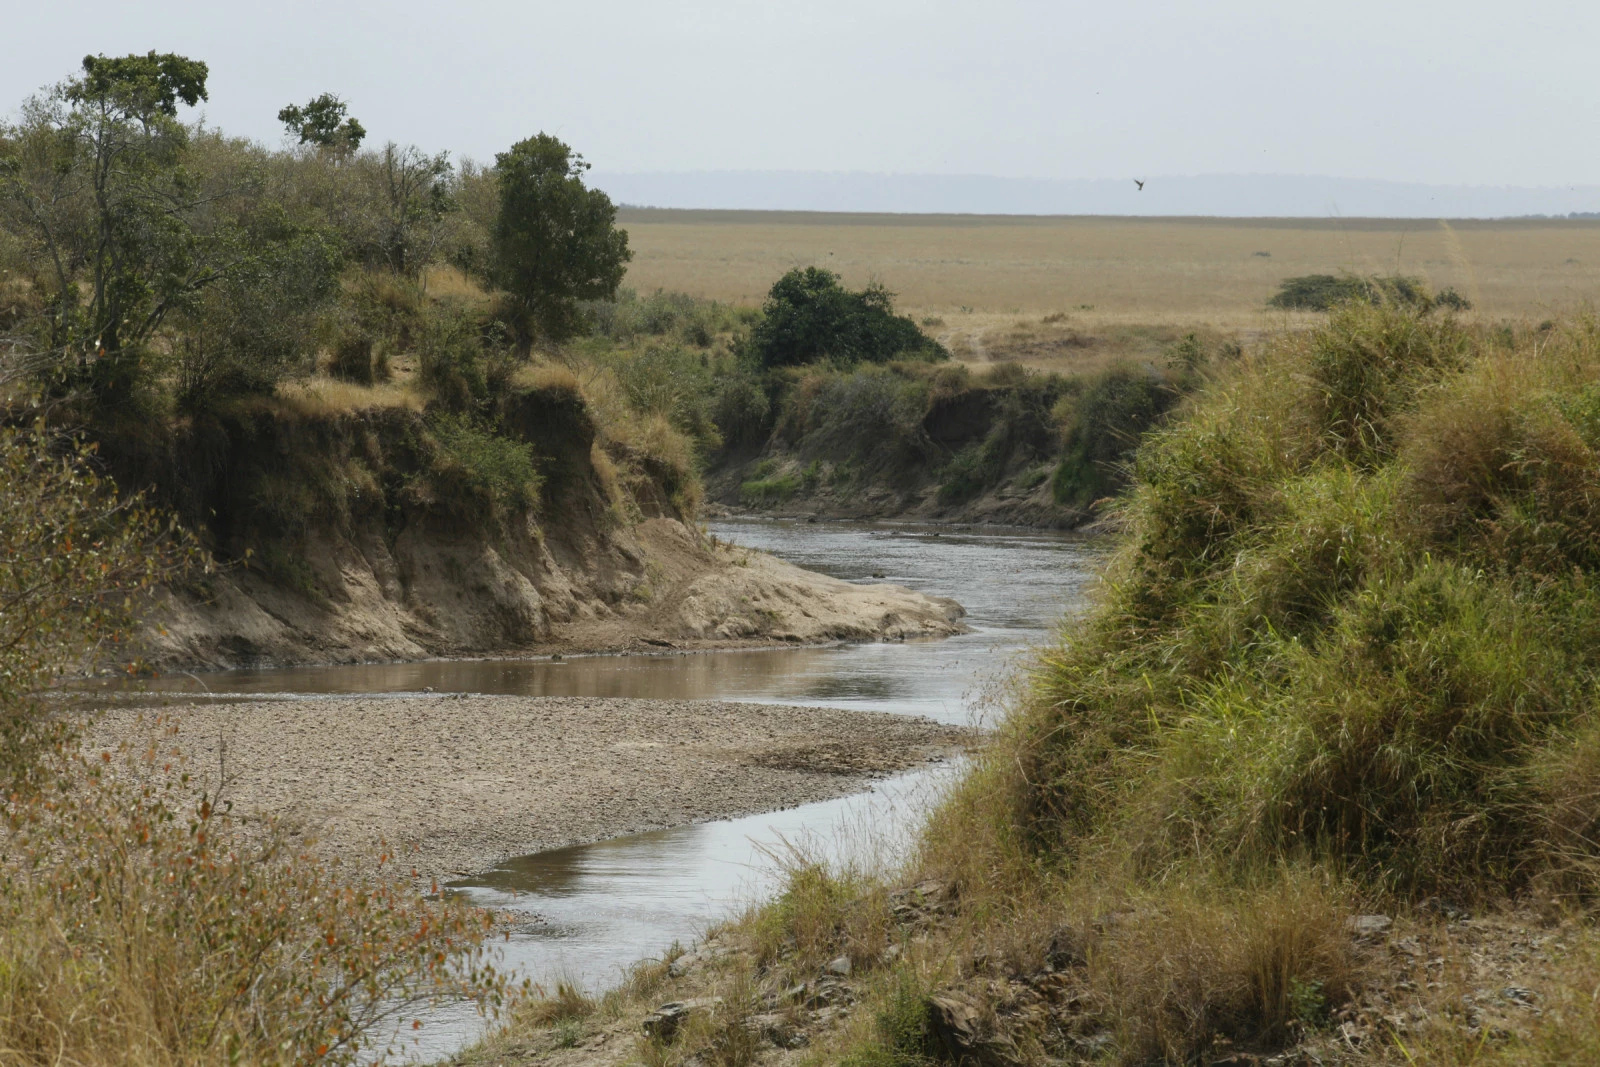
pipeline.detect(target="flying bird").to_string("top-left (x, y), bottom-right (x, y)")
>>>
top-left (1134, 179), bottom-right (1145, 191)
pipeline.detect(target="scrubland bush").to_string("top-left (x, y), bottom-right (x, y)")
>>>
top-left (585, 288), bottom-right (748, 347)
top-left (1050, 363), bottom-right (1179, 507)
top-left (0, 742), bottom-right (507, 1065)
top-left (749, 267), bottom-right (945, 369)
top-left (1269, 272), bottom-right (1469, 312)
top-left (425, 412), bottom-right (542, 525)
top-left (0, 426), bottom-right (182, 771)
top-left (777, 364), bottom-right (936, 469)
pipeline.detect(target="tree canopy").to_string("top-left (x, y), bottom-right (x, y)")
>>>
top-left (490, 134), bottom-right (631, 346)
top-left (748, 266), bottom-right (945, 369)
top-left (278, 92), bottom-right (366, 152)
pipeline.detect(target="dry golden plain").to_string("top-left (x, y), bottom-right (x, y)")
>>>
top-left (617, 208), bottom-right (1600, 372)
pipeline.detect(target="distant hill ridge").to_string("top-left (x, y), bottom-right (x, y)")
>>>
top-left (591, 170), bottom-right (1600, 220)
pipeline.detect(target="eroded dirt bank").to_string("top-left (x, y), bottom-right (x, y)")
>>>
top-left (146, 517), bottom-right (965, 670)
top-left (86, 696), bottom-right (970, 883)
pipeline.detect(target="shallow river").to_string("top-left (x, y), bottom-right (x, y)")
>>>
top-left (143, 519), bottom-right (1106, 1059)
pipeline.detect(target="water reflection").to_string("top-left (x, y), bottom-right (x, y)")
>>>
top-left (119, 521), bottom-right (1104, 728)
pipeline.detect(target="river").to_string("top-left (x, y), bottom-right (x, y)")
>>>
top-left (133, 519), bottom-right (1106, 1060)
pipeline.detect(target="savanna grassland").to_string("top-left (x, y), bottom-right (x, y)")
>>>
top-left (619, 208), bottom-right (1600, 372)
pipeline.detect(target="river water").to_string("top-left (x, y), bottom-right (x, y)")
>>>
top-left (134, 519), bottom-right (1106, 1060)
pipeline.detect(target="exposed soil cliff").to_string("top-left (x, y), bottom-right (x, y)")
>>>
top-left (133, 385), bottom-right (963, 670)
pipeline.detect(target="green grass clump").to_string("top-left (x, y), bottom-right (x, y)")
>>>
top-left (955, 304), bottom-right (1600, 899)
top-left (426, 413), bottom-right (543, 525)
top-left (739, 473), bottom-right (800, 507)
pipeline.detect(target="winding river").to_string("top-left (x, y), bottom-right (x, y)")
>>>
top-left (141, 519), bottom-right (1107, 1059)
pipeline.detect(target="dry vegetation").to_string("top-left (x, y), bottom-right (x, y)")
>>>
top-left (618, 209), bottom-right (1600, 374)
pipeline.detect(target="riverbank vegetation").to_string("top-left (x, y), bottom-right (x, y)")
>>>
top-left (807, 300), bottom-right (1600, 1062)
top-left (0, 427), bottom-right (511, 1064)
top-left (486, 300), bottom-right (1600, 1066)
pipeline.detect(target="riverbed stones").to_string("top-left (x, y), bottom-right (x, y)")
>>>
top-left (85, 696), bottom-right (967, 885)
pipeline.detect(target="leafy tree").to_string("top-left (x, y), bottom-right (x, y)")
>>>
top-left (491, 133), bottom-right (631, 349)
top-left (749, 267), bottom-right (945, 368)
top-left (0, 56), bottom-right (343, 410)
top-left (174, 222), bottom-right (342, 408)
top-left (277, 92), bottom-right (366, 153)
top-left (368, 142), bottom-right (455, 277)
top-left (0, 53), bottom-right (218, 404)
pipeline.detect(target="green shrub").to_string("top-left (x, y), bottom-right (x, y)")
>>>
top-left (426, 413), bottom-right (542, 523)
top-left (749, 267), bottom-right (946, 368)
top-left (712, 368), bottom-right (774, 448)
top-left (327, 329), bottom-right (381, 384)
top-left (609, 342), bottom-right (722, 455)
top-left (937, 444), bottom-right (988, 505)
top-left (839, 969), bottom-right (935, 1067)
top-left (1051, 364), bottom-right (1174, 508)
top-left (417, 302), bottom-right (514, 410)
top-left (778, 364), bottom-right (935, 467)
top-left (740, 472), bottom-right (800, 507)
top-left (1268, 272), bottom-right (1436, 311)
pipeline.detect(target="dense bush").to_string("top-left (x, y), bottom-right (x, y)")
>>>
top-left (425, 412), bottom-right (542, 524)
top-left (1268, 272), bottom-right (1469, 312)
top-left (776, 364), bottom-right (936, 468)
top-left (748, 267), bottom-right (946, 369)
top-left (584, 288), bottom-right (751, 346)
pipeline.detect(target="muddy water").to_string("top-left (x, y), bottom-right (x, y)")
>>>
top-left (135, 520), bottom-right (1104, 1060)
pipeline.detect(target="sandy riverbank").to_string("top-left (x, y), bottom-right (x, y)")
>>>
top-left (146, 518), bottom-right (967, 670)
top-left (85, 696), bottom-right (969, 882)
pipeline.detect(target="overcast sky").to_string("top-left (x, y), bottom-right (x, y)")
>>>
top-left (7, 0), bottom-right (1599, 188)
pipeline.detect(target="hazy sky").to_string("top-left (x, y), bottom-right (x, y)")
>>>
top-left (7, 1), bottom-right (1599, 187)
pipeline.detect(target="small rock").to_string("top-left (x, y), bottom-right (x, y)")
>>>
top-left (825, 955), bottom-right (853, 977)
top-left (746, 1012), bottom-right (808, 1048)
top-left (643, 1002), bottom-right (693, 1041)
top-left (927, 991), bottom-right (1016, 1066)
top-left (890, 880), bottom-right (957, 923)
top-left (1347, 915), bottom-right (1393, 939)
top-left (1501, 986), bottom-right (1536, 1007)
top-left (667, 952), bottom-right (699, 978)
top-left (642, 997), bottom-right (719, 1041)
top-left (806, 977), bottom-right (855, 1008)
